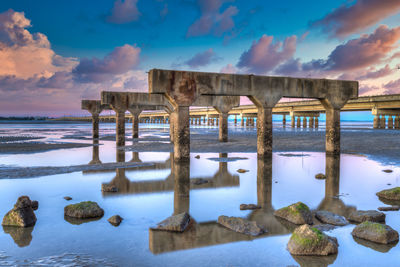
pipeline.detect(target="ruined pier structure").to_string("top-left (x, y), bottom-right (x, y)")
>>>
top-left (81, 69), bottom-right (358, 161)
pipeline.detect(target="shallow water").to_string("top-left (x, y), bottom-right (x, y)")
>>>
top-left (0, 123), bottom-right (399, 266)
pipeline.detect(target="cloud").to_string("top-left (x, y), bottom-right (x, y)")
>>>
top-left (356, 65), bottom-right (395, 80)
top-left (107, 0), bottom-right (141, 24)
top-left (183, 48), bottom-right (222, 69)
top-left (186, 0), bottom-right (238, 37)
top-left (72, 44), bottom-right (141, 83)
top-left (236, 34), bottom-right (297, 74)
top-left (383, 79), bottom-right (400, 94)
top-left (220, 63), bottom-right (237, 74)
top-left (312, 0), bottom-right (400, 38)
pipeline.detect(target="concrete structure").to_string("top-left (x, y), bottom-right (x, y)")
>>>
top-left (81, 100), bottom-right (110, 139)
top-left (149, 69), bottom-right (358, 160)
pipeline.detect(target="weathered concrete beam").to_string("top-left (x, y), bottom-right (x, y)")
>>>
top-left (81, 100), bottom-right (111, 139)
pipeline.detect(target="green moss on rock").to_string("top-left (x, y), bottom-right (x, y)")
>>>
top-left (377, 187), bottom-right (400, 200)
top-left (352, 221), bottom-right (399, 244)
top-left (64, 201), bottom-right (104, 219)
top-left (274, 202), bottom-right (313, 225)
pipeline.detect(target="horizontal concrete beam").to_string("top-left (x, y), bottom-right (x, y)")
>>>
top-left (371, 108), bottom-right (400, 116)
top-left (101, 91), bottom-right (171, 111)
top-left (81, 100), bottom-right (110, 114)
top-left (290, 111), bottom-right (320, 117)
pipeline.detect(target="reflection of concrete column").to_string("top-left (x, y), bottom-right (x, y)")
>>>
top-left (256, 107), bottom-right (273, 158)
top-left (257, 153), bottom-right (272, 207)
top-left (116, 111), bottom-right (126, 147)
top-left (373, 115), bottom-right (379, 129)
top-left (89, 140), bottom-right (101, 165)
top-left (380, 115), bottom-right (386, 129)
top-left (173, 106), bottom-right (190, 161)
top-left (173, 160), bottom-right (190, 215)
top-left (219, 113), bottom-right (228, 142)
top-left (325, 154), bottom-right (340, 198)
top-left (388, 116), bottom-right (394, 129)
top-left (302, 117), bottom-right (307, 128)
top-left (296, 117), bottom-right (301, 128)
top-left (325, 108), bottom-right (340, 155)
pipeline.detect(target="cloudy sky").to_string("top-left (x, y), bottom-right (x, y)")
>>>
top-left (1, 0), bottom-right (400, 116)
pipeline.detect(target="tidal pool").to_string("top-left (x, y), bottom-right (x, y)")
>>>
top-left (0, 124), bottom-right (399, 266)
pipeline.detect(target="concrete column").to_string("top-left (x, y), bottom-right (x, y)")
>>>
top-left (252, 118), bottom-right (255, 126)
top-left (173, 106), bottom-right (190, 161)
top-left (291, 115), bottom-right (295, 128)
top-left (309, 117), bottom-right (314, 128)
top-left (315, 118), bottom-right (319, 128)
top-left (388, 116), bottom-right (394, 129)
top-left (246, 117), bottom-right (249, 126)
top-left (282, 115), bottom-right (286, 127)
top-left (395, 116), bottom-right (400, 129)
top-left (256, 107), bottom-right (273, 158)
top-left (92, 114), bottom-right (99, 139)
top-left (219, 113), bottom-right (228, 142)
top-left (190, 117), bottom-right (194, 125)
top-left (373, 115), bottom-right (379, 129)
top-left (216, 117), bottom-right (219, 126)
top-left (296, 117), bottom-right (301, 128)
top-left (302, 117), bottom-right (307, 128)
top-left (169, 112), bottom-right (175, 143)
top-left (241, 114), bottom-right (244, 126)
top-left (380, 115), bottom-right (386, 129)
top-left (234, 115), bottom-right (237, 125)
top-left (116, 111), bottom-right (126, 147)
top-left (325, 108), bottom-right (340, 155)
top-left (132, 114), bottom-right (139, 138)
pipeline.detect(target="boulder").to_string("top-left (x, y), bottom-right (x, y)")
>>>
top-left (315, 173), bottom-right (326, 179)
top-left (351, 221), bottom-right (399, 244)
top-left (376, 187), bottom-right (400, 201)
top-left (382, 169), bottom-right (393, 173)
top-left (240, 204), bottom-right (261, 210)
top-left (108, 215), bottom-right (123, 226)
top-left (2, 196), bottom-right (37, 227)
top-left (194, 155), bottom-right (200, 159)
top-left (274, 202), bottom-right (313, 225)
top-left (64, 201), bottom-right (104, 219)
top-left (153, 212), bottom-right (191, 232)
top-left (64, 196), bottom-right (72, 201)
top-left (287, 224), bottom-right (338, 256)
top-left (31, 201), bottom-right (39, 211)
top-left (236, 169), bottom-right (249, 173)
top-left (315, 210), bottom-right (348, 226)
top-left (101, 184), bottom-right (118, 192)
top-left (378, 206), bottom-right (400, 211)
top-left (348, 210), bottom-right (385, 223)
top-left (217, 215), bottom-right (265, 236)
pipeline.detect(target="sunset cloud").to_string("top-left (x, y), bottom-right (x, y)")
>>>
top-left (312, 0), bottom-right (400, 38)
top-left (183, 48), bottom-right (222, 69)
top-left (220, 63), bottom-right (237, 74)
top-left (187, 0), bottom-right (238, 37)
top-left (107, 0), bottom-right (141, 24)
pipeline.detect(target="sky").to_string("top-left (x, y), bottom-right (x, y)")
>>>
top-left (0, 0), bottom-right (400, 117)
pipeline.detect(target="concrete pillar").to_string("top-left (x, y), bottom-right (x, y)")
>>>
top-left (309, 117), bottom-right (314, 128)
top-left (169, 112), bottom-right (175, 143)
top-left (296, 117), bottom-right (301, 128)
top-left (190, 117), bottom-right (194, 125)
top-left (132, 114), bottom-right (139, 138)
top-left (173, 106), bottom-right (190, 161)
top-left (282, 115), bottom-right (286, 127)
top-left (246, 117), bottom-right (249, 126)
top-left (234, 115), bottom-right (237, 125)
top-left (373, 115), bottom-right (379, 129)
top-left (302, 117), bottom-right (307, 128)
top-left (92, 114), bottom-right (99, 139)
top-left (241, 114), bottom-right (244, 126)
top-left (219, 113), bottom-right (228, 142)
top-left (388, 116), bottom-right (394, 129)
top-left (315, 118), bottom-right (319, 128)
top-left (116, 111), bottom-right (126, 147)
top-left (256, 107), bottom-right (273, 158)
top-left (291, 115), bottom-right (295, 128)
top-left (216, 117), bottom-right (219, 126)
top-left (252, 118), bottom-right (255, 126)
top-left (325, 108), bottom-right (340, 155)
top-left (395, 116), bottom-right (400, 129)
top-left (380, 115), bottom-right (386, 129)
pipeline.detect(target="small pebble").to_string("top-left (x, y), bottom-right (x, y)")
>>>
top-left (383, 169), bottom-right (393, 173)
top-left (378, 206), bottom-right (400, 211)
top-left (237, 169), bottom-right (249, 173)
top-left (64, 196), bottom-right (72, 201)
top-left (315, 173), bottom-right (326, 179)
top-left (194, 155), bottom-right (200, 159)
top-left (108, 215), bottom-right (123, 226)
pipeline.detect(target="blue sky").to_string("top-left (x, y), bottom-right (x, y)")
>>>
top-left (0, 0), bottom-right (400, 117)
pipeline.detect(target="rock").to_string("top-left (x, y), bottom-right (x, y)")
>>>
top-left (64, 201), bottom-right (104, 219)
top-left (240, 204), bottom-right (261, 210)
top-left (313, 224), bottom-right (337, 232)
top-left (315, 173), bottom-right (326, 179)
top-left (217, 215), bottom-right (265, 236)
top-left (153, 212), bottom-right (191, 232)
top-left (237, 169), bottom-right (249, 173)
top-left (315, 210), bottom-right (348, 226)
top-left (348, 210), bottom-right (385, 223)
top-left (287, 224), bottom-right (338, 256)
top-left (351, 221), bottom-right (399, 244)
top-left (378, 206), bottom-right (400, 211)
top-left (274, 202), bottom-right (313, 225)
top-left (2, 196), bottom-right (37, 227)
top-left (31, 201), bottom-right (39, 211)
top-left (194, 155), bottom-right (200, 159)
top-left (101, 184), bottom-right (118, 192)
top-left (376, 187), bottom-right (400, 201)
top-left (108, 215), bottom-right (123, 226)
top-left (64, 196), bottom-right (72, 201)
top-left (192, 178), bottom-right (209, 185)
top-left (382, 169), bottom-right (393, 173)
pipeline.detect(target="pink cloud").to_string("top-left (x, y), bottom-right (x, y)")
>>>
top-left (312, 0), bottom-right (400, 38)
top-left (107, 0), bottom-right (141, 24)
top-left (384, 79), bottom-right (400, 94)
top-left (236, 34), bottom-right (297, 74)
top-left (220, 63), bottom-right (237, 74)
top-left (186, 0), bottom-right (238, 37)
top-left (183, 48), bottom-right (221, 69)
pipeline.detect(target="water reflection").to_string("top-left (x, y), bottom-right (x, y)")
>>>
top-left (353, 236), bottom-right (398, 253)
top-left (2, 226), bottom-right (34, 247)
top-left (88, 140), bottom-right (101, 165)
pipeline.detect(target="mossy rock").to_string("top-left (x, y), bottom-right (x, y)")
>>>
top-left (64, 201), bottom-right (104, 219)
top-left (287, 224), bottom-right (338, 256)
top-left (274, 202), bottom-right (313, 225)
top-left (348, 210), bottom-right (385, 223)
top-left (376, 187), bottom-right (400, 201)
top-left (315, 173), bottom-right (326, 179)
top-left (2, 196), bottom-right (37, 227)
top-left (351, 221), bottom-right (399, 244)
